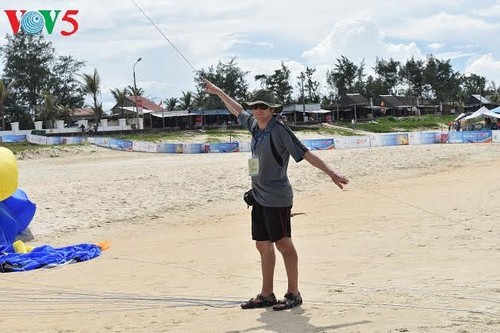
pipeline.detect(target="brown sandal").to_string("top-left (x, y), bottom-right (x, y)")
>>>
top-left (273, 292), bottom-right (302, 311)
top-left (241, 293), bottom-right (277, 309)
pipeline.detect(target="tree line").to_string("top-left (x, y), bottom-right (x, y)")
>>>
top-left (1, 32), bottom-right (499, 130)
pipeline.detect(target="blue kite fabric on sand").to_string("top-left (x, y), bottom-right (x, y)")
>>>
top-left (0, 188), bottom-right (108, 272)
top-left (0, 188), bottom-right (36, 246)
top-left (0, 242), bottom-right (102, 272)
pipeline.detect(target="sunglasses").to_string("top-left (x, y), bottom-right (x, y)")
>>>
top-left (250, 103), bottom-right (270, 110)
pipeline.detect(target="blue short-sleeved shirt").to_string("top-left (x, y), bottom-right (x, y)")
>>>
top-left (238, 111), bottom-right (308, 207)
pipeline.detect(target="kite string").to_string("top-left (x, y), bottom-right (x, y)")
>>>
top-left (129, 0), bottom-right (198, 73)
top-left (129, 0), bottom-right (245, 114)
top-left (1, 261), bottom-right (498, 318)
top-left (351, 183), bottom-right (500, 240)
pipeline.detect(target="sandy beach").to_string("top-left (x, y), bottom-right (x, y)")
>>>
top-left (1, 138), bottom-right (499, 332)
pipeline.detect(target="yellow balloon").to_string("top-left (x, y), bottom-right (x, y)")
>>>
top-left (0, 147), bottom-right (18, 201)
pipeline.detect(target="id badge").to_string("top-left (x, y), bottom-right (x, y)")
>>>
top-left (248, 156), bottom-right (259, 176)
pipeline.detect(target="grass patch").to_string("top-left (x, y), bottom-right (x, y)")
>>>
top-left (339, 115), bottom-right (456, 133)
top-left (317, 127), bottom-right (362, 136)
top-left (115, 131), bottom-right (193, 142)
top-left (0, 142), bottom-right (49, 154)
top-left (115, 128), bottom-right (251, 143)
top-left (204, 129), bottom-right (249, 142)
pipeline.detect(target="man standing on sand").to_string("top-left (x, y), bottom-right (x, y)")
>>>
top-left (203, 80), bottom-right (349, 311)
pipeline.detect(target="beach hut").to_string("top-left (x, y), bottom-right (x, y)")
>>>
top-left (375, 95), bottom-right (416, 117)
top-left (327, 93), bottom-right (371, 121)
top-left (281, 103), bottom-right (332, 123)
top-left (463, 94), bottom-right (496, 112)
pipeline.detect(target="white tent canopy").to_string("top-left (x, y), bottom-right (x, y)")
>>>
top-left (464, 106), bottom-right (500, 120)
top-left (454, 112), bottom-right (469, 121)
top-left (464, 106), bottom-right (489, 120)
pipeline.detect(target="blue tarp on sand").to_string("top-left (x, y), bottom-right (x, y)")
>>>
top-left (0, 243), bottom-right (101, 272)
top-left (0, 188), bottom-right (103, 272)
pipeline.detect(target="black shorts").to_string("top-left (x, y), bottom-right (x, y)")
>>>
top-left (251, 202), bottom-right (292, 242)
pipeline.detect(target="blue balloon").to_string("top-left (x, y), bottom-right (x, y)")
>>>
top-left (0, 189), bottom-right (36, 246)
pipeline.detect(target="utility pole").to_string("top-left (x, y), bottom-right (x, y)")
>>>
top-left (300, 72), bottom-right (305, 122)
top-left (133, 57), bottom-right (142, 130)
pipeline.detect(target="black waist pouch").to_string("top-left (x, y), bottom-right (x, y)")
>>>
top-left (243, 189), bottom-right (255, 207)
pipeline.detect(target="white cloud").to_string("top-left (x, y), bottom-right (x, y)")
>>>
top-left (386, 42), bottom-right (424, 61)
top-left (428, 43), bottom-right (445, 50)
top-left (301, 19), bottom-right (427, 88)
top-left (303, 18), bottom-right (386, 66)
top-left (387, 11), bottom-right (500, 46)
top-left (472, 3), bottom-right (500, 17)
top-left (465, 54), bottom-right (500, 85)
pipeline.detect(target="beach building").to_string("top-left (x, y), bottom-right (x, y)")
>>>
top-left (326, 93), bottom-right (371, 121)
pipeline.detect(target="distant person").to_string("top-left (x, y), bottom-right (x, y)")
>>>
top-left (484, 117), bottom-right (492, 129)
top-left (203, 79), bottom-right (349, 311)
top-left (351, 118), bottom-right (356, 128)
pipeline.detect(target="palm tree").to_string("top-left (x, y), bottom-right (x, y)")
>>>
top-left (36, 90), bottom-right (57, 127)
top-left (80, 68), bottom-right (102, 123)
top-left (110, 87), bottom-right (128, 118)
top-left (56, 104), bottom-right (72, 124)
top-left (178, 91), bottom-right (193, 110)
top-left (127, 85), bottom-right (144, 97)
top-left (166, 97), bottom-right (178, 111)
top-left (0, 79), bottom-right (16, 130)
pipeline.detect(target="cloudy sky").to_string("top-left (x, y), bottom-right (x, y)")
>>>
top-left (2, 0), bottom-right (500, 111)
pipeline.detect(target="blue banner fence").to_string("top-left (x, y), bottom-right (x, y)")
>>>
top-left (0, 130), bottom-right (498, 154)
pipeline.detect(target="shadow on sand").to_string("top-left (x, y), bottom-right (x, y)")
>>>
top-left (226, 306), bottom-right (371, 333)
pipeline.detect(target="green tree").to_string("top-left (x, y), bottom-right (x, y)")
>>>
top-left (422, 55), bottom-right (461, 102)
top-left (326, 56), bottom-right (361, 101)
top-left (320, 95), bottom-right (333, 109)
top-left (353, 60), bottom-right (366, 94)
top-left (460, 73), bottom-right (487, 101)
top-left (297, 67), bottom-right (320, 103)
top-left (166, 97), bottom-right (178, 111)
top-left (374, 57), bottom-right (400, 95)
top-left (56, 104), bottom-right (71, 124)
top-left (110, 87), bottom-right (128, 118)
top-left (35, 90), bottom-right (70, 126)
top-left (363, 75), bottom-right (386, 99)
top-left (49, 55), bottom-right (86, 108)
top-left (127, 85), bottom-right (144, 96)
top-left (0, 32), bottom-right (54, 127)
top-left (178, 91), bottom-right (193, 110)
top-left (80, 68), bottom-right (102, 123)
top-left (36, 90), bottom-right (57, 126)
top-left (0, 79), bottom-right (15, 130)
top-left (399, 57), bottom-right (425, 101)
top-left (486, 81), bottom-right (500, 103)
top-left (0, 32), bottom-right (85, 128)
top-left (297, 71), bottom-right (306, 105)
top-left (254, 61), bottom-right (293, 104)
top-left (195, 58), bottom-right (249, 109)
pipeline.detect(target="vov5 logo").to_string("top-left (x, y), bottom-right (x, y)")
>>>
top-left (4, 9), bottom-right (79, 36)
